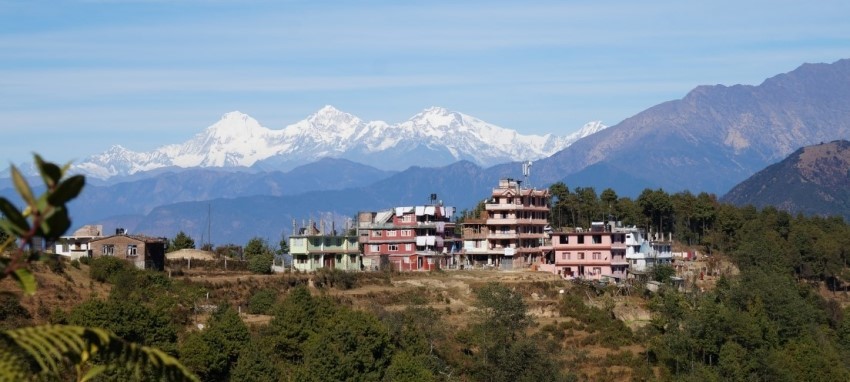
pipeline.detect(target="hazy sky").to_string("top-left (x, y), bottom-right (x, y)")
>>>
top-left (2, 0), bottom-right (848, 165)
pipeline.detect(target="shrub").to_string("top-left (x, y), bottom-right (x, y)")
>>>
top-left (89, 256), bottom-right (131, 283)
top-left (70, 259), bottom-right (80, 269)
top-left (248, 289), bottom-right (277, 315)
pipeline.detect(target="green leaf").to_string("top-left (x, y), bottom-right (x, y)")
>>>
top-left (39, 206), bottom-right (70, 240)
top-left (79, 365), bottom-right (107, 382)
top-left (12, 268), bottom-right (37, 295)
top-left (47, 175), bottom-right (86, 205)
top-left (10, 166), bottom-right (36, 207)
top-left (0, 197), bottom-right (29, 236)
top-left (34, 154), bottom-right (62, 189)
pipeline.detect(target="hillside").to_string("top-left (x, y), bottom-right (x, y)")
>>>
top-left (722, 140), bottom-right (850, 221)
top-left (522, 59), bottom-right (850, 195)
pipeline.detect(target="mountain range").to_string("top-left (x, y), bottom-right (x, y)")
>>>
top-left (520, 59), bottom-right (850, 194)
top-left (5, 58), bottom-right (850, 245)
top-left (71, 106), bottom-right (606, 179)
top-left (722, 140), bottom-right (850, 221)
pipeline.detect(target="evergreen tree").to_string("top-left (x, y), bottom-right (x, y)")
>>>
top-left (169, 231), bottom-right (196, 252)
top-left (244, 237), bottom-right (274, 274)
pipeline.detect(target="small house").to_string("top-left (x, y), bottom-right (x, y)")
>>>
top-left (89, 232), bottom-right (167, 270)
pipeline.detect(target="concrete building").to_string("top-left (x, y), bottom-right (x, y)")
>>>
top-left (358, 196), bottom-right (459, 271)
top-left (549, 222), bottom-right (628, 281)
top-left (478, 178), bottom-right (551, 270)
top-left (53, 225), bottom-right (103, 259)
top-left (289, 222), bottom-right (361, 272)
top-left (624, 228), bottom-right (673, 273)
top-left (89, 231), bottom-right (166, 270)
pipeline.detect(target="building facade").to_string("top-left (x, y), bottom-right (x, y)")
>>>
top-left (289, 223), bottom-right (361, 272)
top-left (477, 178), bottom-right (551, 270)
top-left (358, 199), bottom-right (459, 271)
top-left (89, 233), bottom-right (167, 270)
top-left (624, 228), bottom-right (673, 273)
top-left (550, 222), bottom-right (628, 281)
top-left (53, 224), bottom-right (103, 259)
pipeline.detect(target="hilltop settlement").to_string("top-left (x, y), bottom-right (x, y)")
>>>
top-left (52, 177), bottom-right (683, 285)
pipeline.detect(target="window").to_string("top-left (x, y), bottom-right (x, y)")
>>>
top-left (103, 245), bottom-right (114, 256)
top-left (578, 252), bottom-right (585, 260)
top-left (127, 245), bottom-right (138, 257)
top-left (371, 231), bottom-right (381, 237)
top-left (61, 242), bottom-right (70, 252)
top-left (405, 244), bottom-right (412, 251)
top-left (369, 244), bottom-right (380, 252)
top-left (592, 252), bottom-right (601, 260)
top-left (388, 244), bottom-right (399, 251)
top-left (401, 229), bottom-right (412, 236)
top-left (593, 267), bottom-right (601, 275)
top-left (592, 235), bottom-right (602, 244)
top-left (387, 230), bottom-right (397, 237)
top-left (297, 256), bottom-right (308, 264)
top-left (402, 215), bottom-right (413, 222)
top-left (577, 235), bottom-right (584, 244)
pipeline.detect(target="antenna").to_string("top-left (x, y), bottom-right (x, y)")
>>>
top-left (207, 203), bottom-right (212, 249)
top-left (522, 160), bottom-right (532, 187)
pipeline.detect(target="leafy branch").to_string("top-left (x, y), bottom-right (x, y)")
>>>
top-left (0, 155), bottom-right (199, 381)
top-left (0, 155), bottom-right (84, 294)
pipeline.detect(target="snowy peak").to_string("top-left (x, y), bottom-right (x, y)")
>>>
top-left (71, 106), bottom-right (607, 179)
top-left (308, 105), bottom-right (362, 127)
top-left (206, 111), bottom-right (266, 140)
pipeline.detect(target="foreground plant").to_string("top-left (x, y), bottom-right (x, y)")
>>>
top-left (0, 155), bottom-right (198, 381)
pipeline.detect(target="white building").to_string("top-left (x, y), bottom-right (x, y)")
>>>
top-left (53, 225), bottom-right (103, 259)
top-left (620, 226), bottom-right (673, 273)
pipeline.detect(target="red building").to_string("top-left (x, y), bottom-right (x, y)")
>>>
top-left (358, 198), bottom-right (459, 271)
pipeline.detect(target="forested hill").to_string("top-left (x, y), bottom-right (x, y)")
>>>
top-left (722, 139), bottom-right (850, 221)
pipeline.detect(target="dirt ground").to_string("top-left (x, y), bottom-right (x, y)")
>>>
top-left (5, 263), bottom-right (658, 381)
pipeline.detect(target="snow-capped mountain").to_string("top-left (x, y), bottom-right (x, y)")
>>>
top-left (72, 106), bottom-right (607, 179)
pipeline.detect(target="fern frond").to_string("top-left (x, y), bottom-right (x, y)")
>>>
top-left (0, 324), bottom-right (198, 382)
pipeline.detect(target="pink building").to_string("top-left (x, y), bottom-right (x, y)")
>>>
top-left (481, 178), bottom-right (551, 270)
top-left (550, 222), bottom-right (628, 281)
top-left (358, 199), bottom-right (459, 271)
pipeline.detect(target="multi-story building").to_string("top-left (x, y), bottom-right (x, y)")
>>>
top-left (459, 218), bottom-right (494, 268)
top-left (478, 178), bottom-right (551, 270)
top-left (53, 224), bottom-right (103, 259)
top-left (624, 228), bottom-right (673, 273)
top-left (289, 222), bottom-right (361, 272)
top-left (550, 222), bottom-right (628, 280)
top-left (358, 198), bottom-right (459, 271)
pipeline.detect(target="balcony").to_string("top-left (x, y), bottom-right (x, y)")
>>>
top-left (516, 246), bottom-right (551, 254)
top-left (611, 256), bottom-right (628, 265)
top-left (485, 203), bottom-right (549, 211)
top-left (462, 231), bottom-right (488, 239)
top-left (611, 242), bottom-right (626, 250)
top-left (517, 232), bottom-right (547, 239)
top-left (487, 232), bottom-right (518, 239)
top-left (486, 218), bottom-right (519, 225)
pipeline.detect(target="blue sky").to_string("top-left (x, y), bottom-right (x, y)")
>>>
top-left (2, 0), bottom-right (848, 165)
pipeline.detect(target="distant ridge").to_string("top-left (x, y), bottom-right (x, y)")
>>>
top-left (722, 140), bottom-right (850, 221)
top-left (522, 59), bottom-right (850, 195)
